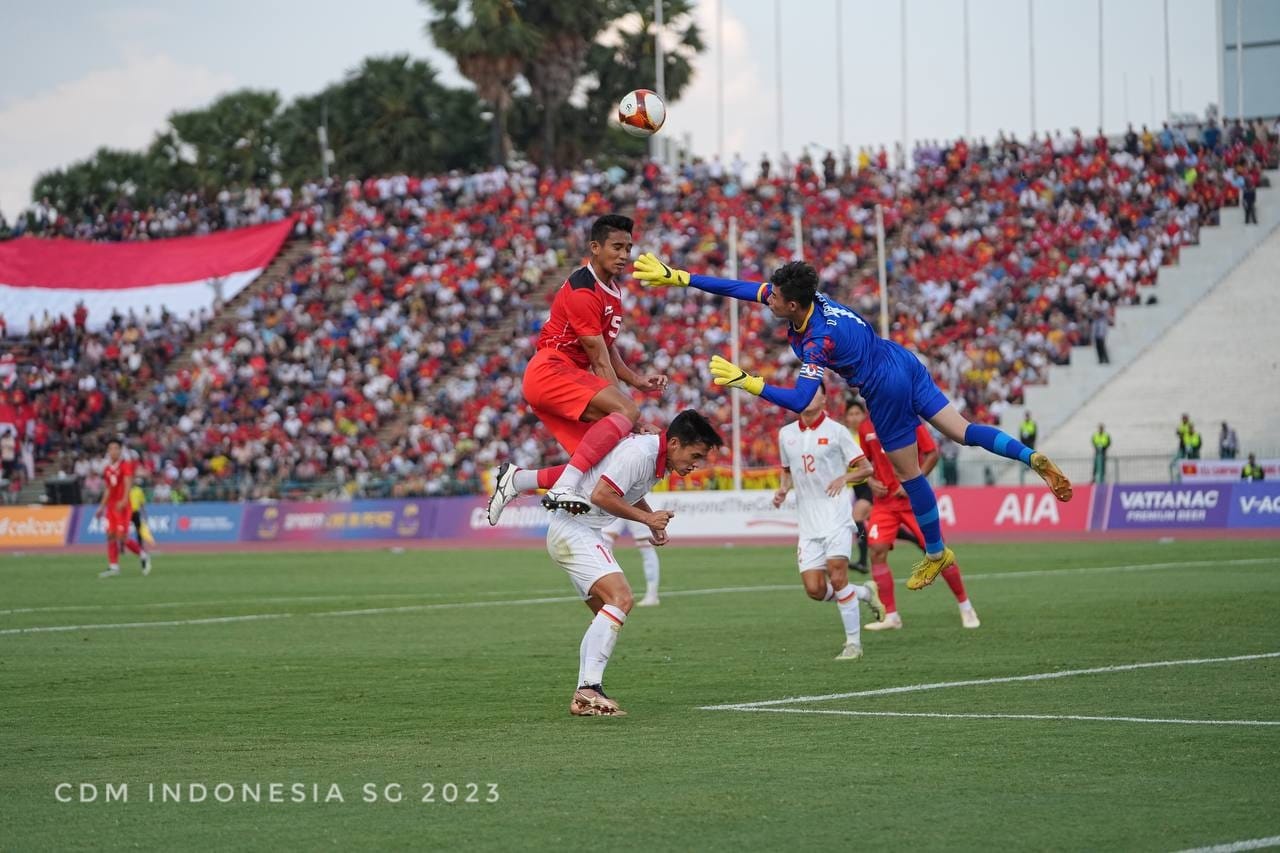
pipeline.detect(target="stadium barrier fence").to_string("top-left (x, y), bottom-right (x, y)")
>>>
top-left (3, 483), bottom-right (1275, 550)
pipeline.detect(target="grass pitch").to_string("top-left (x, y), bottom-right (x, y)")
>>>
top-left (3, 539), bottom-right (1278, 851)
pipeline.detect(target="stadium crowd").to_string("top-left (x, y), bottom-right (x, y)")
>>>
top-left (2, 118), bottom-right (1274, 500)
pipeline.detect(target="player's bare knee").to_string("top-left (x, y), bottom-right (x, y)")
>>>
top-left (616, 397), bottom-right (640, 424)
top-left (610, 587), bottom-right (635, 613)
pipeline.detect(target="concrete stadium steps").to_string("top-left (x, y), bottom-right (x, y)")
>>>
top-left (967, 171), bottom-right (1280, 481)
top-left (169, 240), bottom-right (314, 372)
top-left (1038, 213), bottom-right (1280, 464)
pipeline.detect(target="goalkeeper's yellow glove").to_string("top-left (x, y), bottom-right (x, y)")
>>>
top-left (709, 354), bottom-right (764, 395)
top-left (633, 252), bottom-right (690, 287)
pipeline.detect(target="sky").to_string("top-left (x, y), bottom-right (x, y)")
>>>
top-left (0, 0), bottom-right (1220, 216)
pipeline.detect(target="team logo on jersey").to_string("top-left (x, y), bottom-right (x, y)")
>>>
top-left (799, 363), bottom-right (825, 380)
top-left (818, 437), bottom-right (829, 445)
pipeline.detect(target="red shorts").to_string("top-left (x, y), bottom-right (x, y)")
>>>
top-left (523, 349), bottom-right (610, 453)
top-left (867, 499), bottom-right (924, 549)
top-left (105, 507), bottom-right (130, 538)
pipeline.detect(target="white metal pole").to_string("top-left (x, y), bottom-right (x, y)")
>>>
top-left (1028, 0), bottom-right (1036, 136)
top-left (775, 0), bottom-right (784, 160)
top-left (653, 0), bottom-right (666, 161)
top-left (717, 0), bottom-right (725, 160)
top-left (900, 0), bottom-right (908, 164)
top-left (963, 0), bottom-right (972, 139)
top-left (729, 217), bottom-right (742, 492)
top-left (876, 205), bottom-right (888, 339)
top-left (1162, 0), bottom-right (1171, 121)
top-left (1236, 0), bottom-right (1244, 119)
top-left (792, 206), bottom-right (803, 260)
top-left (836, 0), bottom-right (845, 153)
top-left (1097, 0), bottom-right (1104, 131)
top-left (1215, 0), bottom-right (1224, 120)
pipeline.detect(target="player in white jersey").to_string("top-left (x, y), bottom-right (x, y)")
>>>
top-left (772, 385), bottom-right (885, 660)
top-left (538, 410), bottom-right (723, 716)
top-left (602, 511), bottom-right (661, 606)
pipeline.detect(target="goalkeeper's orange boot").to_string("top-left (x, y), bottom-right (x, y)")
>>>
top-left (570, 685), bottom-right (627, 717)
top-left (1030, 452), bottom-right (1073, 502)
top-left (906, 547), bottom-right (956, 590)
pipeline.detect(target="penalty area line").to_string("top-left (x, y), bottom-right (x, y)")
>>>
top-left (700, 651), bottom-right (1280, 710)
top-left (721, 707), bottom-right (1280, 727)
top-left (1168, 836), bottom-right (1280, 853)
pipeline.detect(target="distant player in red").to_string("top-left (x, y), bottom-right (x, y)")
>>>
top-left (849, 402), bottom-right (979, 630)
top-left (95, 438), bottom-right (150, 578)
top-left (487, 214), bottom-right (667, 523)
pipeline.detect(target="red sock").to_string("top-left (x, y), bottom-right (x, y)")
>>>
top-left (107, 540), bottom-right (119, 564)
top-left (124, 539), bottom-right (142, 555)
top-left (941, 564), bottom-right (967, 603)
top-left (536, 464), bottom-right (568, 489)
top-left (565, 412), bottom-right (633, 475)
top-left (871, 561), bottom-right (896, 614)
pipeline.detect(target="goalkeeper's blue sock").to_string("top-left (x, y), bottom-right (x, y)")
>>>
top-left (900, 475), bottom-right (946, 557)
top-left (964, 423), bottom-right (1035, 466)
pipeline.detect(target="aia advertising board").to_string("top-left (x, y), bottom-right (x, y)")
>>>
top-left (12, 484), bottom-right (1277, 550)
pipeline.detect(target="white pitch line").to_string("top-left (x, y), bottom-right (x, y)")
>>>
top-left (0, 613), bottom-right (292, 635)
top-left (0, 587), bottom-right (575, 616)
top-left (960, 557), bottom-right (1276, 582)
top-left (2, 555), bottom-right (1277, 636)
top-left (723, 707), bottom-right (1280, 727)
top-left (700, 651), bottom-right (1280, 710)
top-left (4, 555), bottom-right (1272, 618)
top-left (1170, 836), bottom-right (1280, 853)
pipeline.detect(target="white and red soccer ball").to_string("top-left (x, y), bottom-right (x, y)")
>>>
top-left (617, 89), bottom-right (666, 138)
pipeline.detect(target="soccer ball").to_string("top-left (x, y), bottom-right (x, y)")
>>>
top-left (617, 89), bottom-right (666, 138)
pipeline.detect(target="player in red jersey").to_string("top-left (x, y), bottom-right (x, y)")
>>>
top-left (487, 214), bottom-right (667, 523)
top-left (95, 438), bottom-right (150, 578)
top-left (847, 401), bottom-right (979, 630)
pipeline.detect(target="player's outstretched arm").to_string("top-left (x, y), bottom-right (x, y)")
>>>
top-left (708, 355), bottom-right (823, 413)
top-left (634, 253), bottom-right (767, 304)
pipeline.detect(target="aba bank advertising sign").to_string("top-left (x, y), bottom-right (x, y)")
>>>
top-left (0, 506), bottom-right (73, 547)
top-left (1178, 458), bottom-right (1280, 482)
top-left (71, 503), bottom-right (244, 543)
top-left (1100, 484), bottom-right (1231, 530)
top-left (241, 500), bottom-right (433, 542)
top-left (1227, 482), bottom-right (1280, 528)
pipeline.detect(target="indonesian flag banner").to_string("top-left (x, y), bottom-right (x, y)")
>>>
top-left (0, 218), bottom-right (295, 334)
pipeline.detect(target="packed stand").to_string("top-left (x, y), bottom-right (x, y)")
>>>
top-left (0, 303), bottom-right (203, 502)
top-left (626, 118), bottom-right (1277, 469)
top-left (0, 181), bottom-right (338, 242)
top-left (89, 165), bottom-right (635, 501)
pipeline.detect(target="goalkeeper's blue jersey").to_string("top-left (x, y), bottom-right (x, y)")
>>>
top-left (774, 288), bottom-right (881, 389)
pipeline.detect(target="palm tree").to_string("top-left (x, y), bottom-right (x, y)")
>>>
top-left (424, 0), bottom-right (537, 166)
top-left (516, 0), bottom-right (610, 168)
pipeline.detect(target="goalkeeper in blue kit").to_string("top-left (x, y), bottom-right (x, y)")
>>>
top-left (633, 254), bottom-right (1073, 590)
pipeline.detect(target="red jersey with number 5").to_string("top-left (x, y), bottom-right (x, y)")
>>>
top-left (535, 264), bottom-right (624, 369)
top-left (103, 459), bottom-right (134, 506)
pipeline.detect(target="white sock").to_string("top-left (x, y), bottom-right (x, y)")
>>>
top-left (554, 465), bottom-right (585, 491)
top-left (578, 604), bottom-right (626, 687)
top-left (958, 599), bottom-right (975, 612)
top-left (109, 563), bottom-right (119, 571)
top-left (512, 468), bottom-right (538, 491)
top-left (822, 582), bottom-right (836, 602)
top-left (834, 584), bottom-right (862, 643)
top-left (639, 546), bottom-right (660, 595)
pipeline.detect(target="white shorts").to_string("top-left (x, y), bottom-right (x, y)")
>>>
top-left (602, 516), bottom-right (652, 542)
top-left (547, 513), bottom-right (626, 599)
top-left (797, 524), bottom-right (854, 572)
